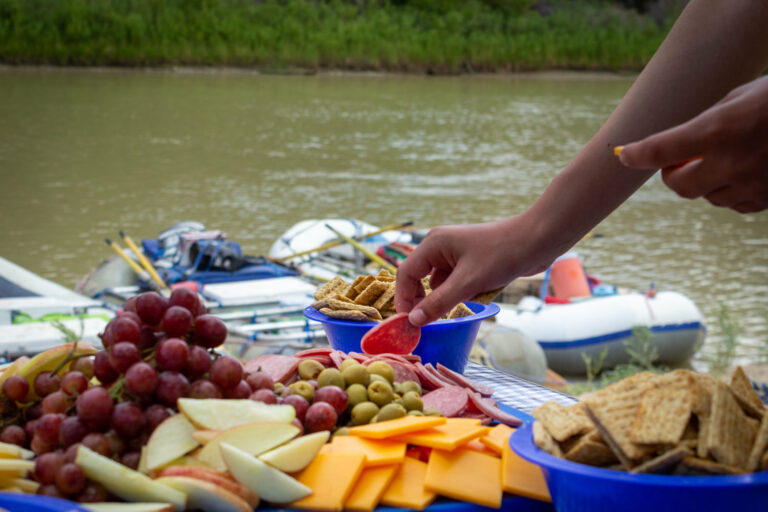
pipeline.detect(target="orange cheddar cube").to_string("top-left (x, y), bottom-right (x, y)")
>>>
top-left (501, 439), bottom-right (551, 502)
top-left (380, 457), bottom-right (436, 510)
top-left (480, 423), bottom-right (516, 455)
top-left (349, 415), bottom-right (446, 440)
top-left (344, 464), bottom-right (399, 511)
top-left (425, 448), bottom-right (502, 508)
top-left (291, 452), bottom-right (366, 511)
top-left (391, 418), bottom-right (488, 451)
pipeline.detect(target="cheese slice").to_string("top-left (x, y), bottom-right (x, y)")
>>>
top-left (501, 439), bottom-right (551, 502)
top-left (328, 436), bottom-right (406, 466)
top-left (344, 464), bottom-right (399, 511)
top-left (480, 424), bottom-right (516, 455)
top-left (425, 448), bottom-right (502, 508)
top-left (380, 457), bottom-right (436, 510)
top-left (349, 416), bottom-right (446, 439)
top-left (391, 418), bottom-right (488, 451)
top-left (291, 452), bottom-right (366, 511)
top-left (463, 438), bottom-right (499, 456)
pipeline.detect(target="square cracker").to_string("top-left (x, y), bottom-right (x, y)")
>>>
top-left (676, 456), bottom-right (745, 476)
top-left (630, 371), bottom-right (693, 445)
top-left (319, 307), bottom-right (371, 322)
top-left (630, 446), bottom-right (689, 474)
top-left (314, 276), bottom-right (351, 300)
top-left (747, 413), bottom-right (768, 471)
top-left (354, 280), bottom-right (390, 306)
top-left (532, 401), bottom-right (591, 442)
top-left (707, 382), bottom-right (760, 469)
top-left (690, 372), bottom-right (717, 458)
top-left (533, 421), bottom-right (563, 458)
top-left (375, 269), bottom-right (396, 282)
top-left (353, 275), bottom-right (376, 294)
top-left (565, 435), bottom-right (617, 466)
top-left (470, 286), bottom-right (505, 305)
top-left (372, 284), bottom-right (396, 311)
top-left (730, 366), bottom-right (765, 420)
top-left (344, 276), bottom-right (367, 299)
top-left (447, 303), bottom-right (474, 319)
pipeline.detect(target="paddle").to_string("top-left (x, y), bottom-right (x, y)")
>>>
top-left (323, 224), bottom-right (398, 275)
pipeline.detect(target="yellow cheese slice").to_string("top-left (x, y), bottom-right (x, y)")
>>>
top-left (501, 439), bottom-right (551, 502)
top-left (344, 464), bottom-right (399, 511)
top-left (463, 438), bottom-right (499, 456)
top-left (329, 436), bottom-right (406, 466)
top-left (291, 452), bottom-right (366, 511)
top-left (391, 419), bottom-right (488, 451)
top-left (425, 448), bottom-right (502, 508)
top-left (480, 424), bottom-right (516, 455)
top-left (349, 415), bottom-right (446, 439)
top-left (380, 457), bottom-right (436, 510)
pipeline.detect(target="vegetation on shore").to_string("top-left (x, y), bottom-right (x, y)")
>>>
top-left (0, 0), bottom-right (684, 73)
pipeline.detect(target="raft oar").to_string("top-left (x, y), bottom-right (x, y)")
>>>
top-left (119, 230), bottom-right (169, 292)
top-left (280, 221), bottom-right (414, 261)
top-left (105, 238), bottom-right (165, 292)
top-left (324, 224), bottom-right (398, 275)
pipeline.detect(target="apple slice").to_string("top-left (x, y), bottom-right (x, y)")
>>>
top-left (145, 414), bottom-right (200, 471)
top-left (155, 475), bottom-right (252, 512)
top-left (191, 430), bottom-right (219, 445)
top-left (157, 466), bottom-right (259, 507)
top-left (0, 441), bottom-right (34, 460)
top-left (75, 445), bottom-right (186, 511)
top-left (178, 398), bottom-right (295, 430)
top-left (196, 422), bottom-right (299, 471)
top-left (80, 503), bottom-right (175, 512)
top-left (221, 442), bottom-right (312, 504)
top-left (259, 430), bottom-right (330, 473)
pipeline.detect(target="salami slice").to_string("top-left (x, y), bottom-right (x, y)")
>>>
top-left (414, 362), bottom-right (445, 391)
top-left (388, 361), bottom-right (421, 384)
top-left (421, 386), bottom-right (469, 417)
top-left (244, 354), bottom-right (300, 384)
top-left (294, 347), bottom-right (334, 357)
top-left (436, 363), bottom-right (495, 397)
top-left (465, 389), bottom-right (522, 427)
top-left (329, 350), bottom-right (345, 369)
top-left (424, 363), bottom-right (458, 387)
top-left (361, 313), bottom-right (421, 355)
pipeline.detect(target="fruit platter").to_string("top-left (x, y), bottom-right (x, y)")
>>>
top-left (0, 288), bottom-right (553, 512)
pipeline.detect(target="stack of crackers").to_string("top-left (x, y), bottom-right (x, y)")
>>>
top-left (532, 367), bottom-right (768, 475)
top-left (311, 270), bottom-right (475, 322)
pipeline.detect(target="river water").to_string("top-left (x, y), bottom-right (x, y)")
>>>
top-left (1, 68), bottom-right (766, 369)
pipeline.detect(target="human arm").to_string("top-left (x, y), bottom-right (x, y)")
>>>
top-left (396, 0), bottom-right (768, 326)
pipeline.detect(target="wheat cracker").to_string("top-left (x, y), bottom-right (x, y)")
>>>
top-left (707, 382), bottom-right (759, 469)
top-left (729, 366), bottom-right (765, 420)
top-left (630, 372), bottom-right (693, 445)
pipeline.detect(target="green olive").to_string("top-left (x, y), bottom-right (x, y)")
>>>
top-left (394, 396), bottom-right (405, 408)
top-left (423, 408), bottom-right (443, 417)
top-left (350, 401), bottom-right (379, 426)
top-left (297, 359), bottom-right (325, 381)
top-left (288, 381), bottom-right (315, 402)
top-left (407, 410), bottom-right (425, 417)
top-left (273, 382), bottom-right (285, 391)
top-left (367, 380), bottom-right (394, 407)
top-left (377, 403), bottom-right (407, 422)
top-left (400, 380), bottom-right (422, 396)
top-left (333, 427), bottom-right (350, 437)
top-left (341, 364), bottom-right (370, 387)
top-left (317, 368), bottom-right (345, 389)
top-left (366, 361), bottom-right (395, 384)
top-left (393, 382), bottom-right (404, 394)
top-left (346, 383), bottom-right (368, 408)
top-left (369, 374), bottom-right (389, 385)
top-left (402, 391), bottom-right (423, 412)
top-left (339, 359), bottom-right (360, 372)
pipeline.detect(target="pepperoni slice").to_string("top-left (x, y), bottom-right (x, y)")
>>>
top-left (360, 313), bottom-right (421, 355)
top-left (421, 386), bottom-right (469, 417)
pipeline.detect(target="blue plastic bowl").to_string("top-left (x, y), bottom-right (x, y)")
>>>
top-left (510, 422), bottom-right (768, 512)
top-left (0, 493), bottom-right (88, 512)
top-left (304, 302), bottom-right (499, 373)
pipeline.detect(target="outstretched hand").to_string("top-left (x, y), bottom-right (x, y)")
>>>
top-left (618, 75), bottom-right (768, 213)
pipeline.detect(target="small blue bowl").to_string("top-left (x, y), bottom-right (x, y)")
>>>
top-left (304, 302), bottom-right (499, 373)
top-left (510, 422), bottom-right (768, 512)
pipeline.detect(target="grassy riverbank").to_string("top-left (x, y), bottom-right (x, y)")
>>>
top-left (0, 0), bottom-right (682, 72)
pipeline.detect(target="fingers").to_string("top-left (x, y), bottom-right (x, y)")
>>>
top-left (659, 159), bottom-right (720, 199)
top-left (618, 117), bottom-right (709, 171)
top-left (406, 269), bottom-right (474, 326)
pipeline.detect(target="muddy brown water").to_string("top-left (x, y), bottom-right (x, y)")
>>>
top-left (1, 67), bottom-right (766, 371)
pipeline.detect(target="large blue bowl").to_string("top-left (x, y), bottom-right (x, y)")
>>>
top-left (304, 302), bottom-right (499, 373)
top-left (0, 493), bottom-right (87, 512)
top-left (510, 422), bottom-right (768, 512)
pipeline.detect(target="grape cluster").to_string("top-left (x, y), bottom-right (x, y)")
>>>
top-left (0, 288), bottom-right (231, 502)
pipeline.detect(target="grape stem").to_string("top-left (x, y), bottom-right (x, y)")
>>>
top-left (50, 340), bottom-right (80, 377)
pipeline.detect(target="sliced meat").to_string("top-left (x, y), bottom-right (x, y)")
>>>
top-left (293, 347), bottom-right (334, 357)
top-left (244, 354), bottom-right (300, 384)
top-left (414, 362), bottom-right (445, 391)
top-left (329, 350), bottom-right (345, 369)
top-left (422, 386), bottom-right (469, 417)
top-left (424, 363), bottom-right (458, 387)
top-left (300, 355), bottom-right (333, 367)
top-left (361, 313), bottom-right (421, 355)
top-left (389, 361), bottom-right (421, 384)
top-left (465, 389), bottom-right (522, 427)
top-left (436, 363), bottom-right (495, 397)
top-left (347, 352), bottom-right (370, 363)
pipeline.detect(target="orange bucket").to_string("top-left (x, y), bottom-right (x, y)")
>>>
top-left (549, 252), bottom-right (591, 299)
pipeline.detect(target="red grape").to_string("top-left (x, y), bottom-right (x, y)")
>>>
top-left (282, 394), bottom-right (310, 423)
top-left (119, 311), bottom-right (142, 326)
top-left (2, 375), bottom-right (29, 402)
top-left (125, 362), bottom-right (158, 397)
top-left (61, 371), bottom-right (88, 396)
top-left (59, 416), bottom-right (87, 447)
top-left (209, 356), bottom-right (243, 390)
top-left (122, 451), bottom-right (141, 470)
top-left (250, 389), bottom-right (277, 404)
top-left (76, 482), bottom-right (109, 503)
top-left (136, 325), bottom-right (158, 351)
top-left (194, 297), bottom-right (207, 317)
top-left (34, 452), bottom-right (65, 485)
top-left (93, 351), bottom-right (118, 385)
top-left (35, 413), bottom-right (65, 444)
top-left (304, 402), bottom-right (337, 433)
top-left (34, 372), bottom-right (61, 398)
top-left (192, 315), bottom-right (227, 348)
top-left (56, 462), bottom-right (86, 495)
top-left (42, 391), bottom-right (69, 414)
top-left (223, 380), bottom-right (252, 399)
top-left (145, 404), bottom-right (172, 432)
top-left (24, 419), bottom-right (38, 440)
top-left (81, 432), bottom-right (111, 457)
top-left (246, 372), bottom-right (274, 391)
top-left (188, 379), bottom-right (223, 399)
top-left (313, 385), bottom-right (348, 415)
top-left (104, 429), bottom-right (127, 456)
top-left (31, 434), bottom-right (55, 455)
top-left (38, 483), bottom-right (66, 499)
top-left (0, 425), bottom-right (26, 447)
top-left (155, 371), bottom-right (190, 406)
top-left (108, 316), bottom-right (141, 344)
top-left (169, 287), bottom-right (200, 315)
top-left (155, 337), bottom-right (189, 372)
top-left (111, 402), bottom-right (146, 439)
top-left (124, 296), bottom-right (138, 313)
top-left (109, 342), bottom-right (141, 373)
top-left (127, 432), bottom-right (149, 452)
top-left (184, 345), bottom-right (212, 379)
top-left (136, 291), bottom-right (168, 326)
top-left (70, 356), bottom-right (95, 379)
top-left (76, 387), bottom-right (114, 424)
top-left (161, 306), bottom-right (193, 338)
top-left (64, 443), bottom-right (80, 463)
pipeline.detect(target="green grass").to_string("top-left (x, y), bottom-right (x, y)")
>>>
top-left (0, 0), bottom-right (679, 71)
